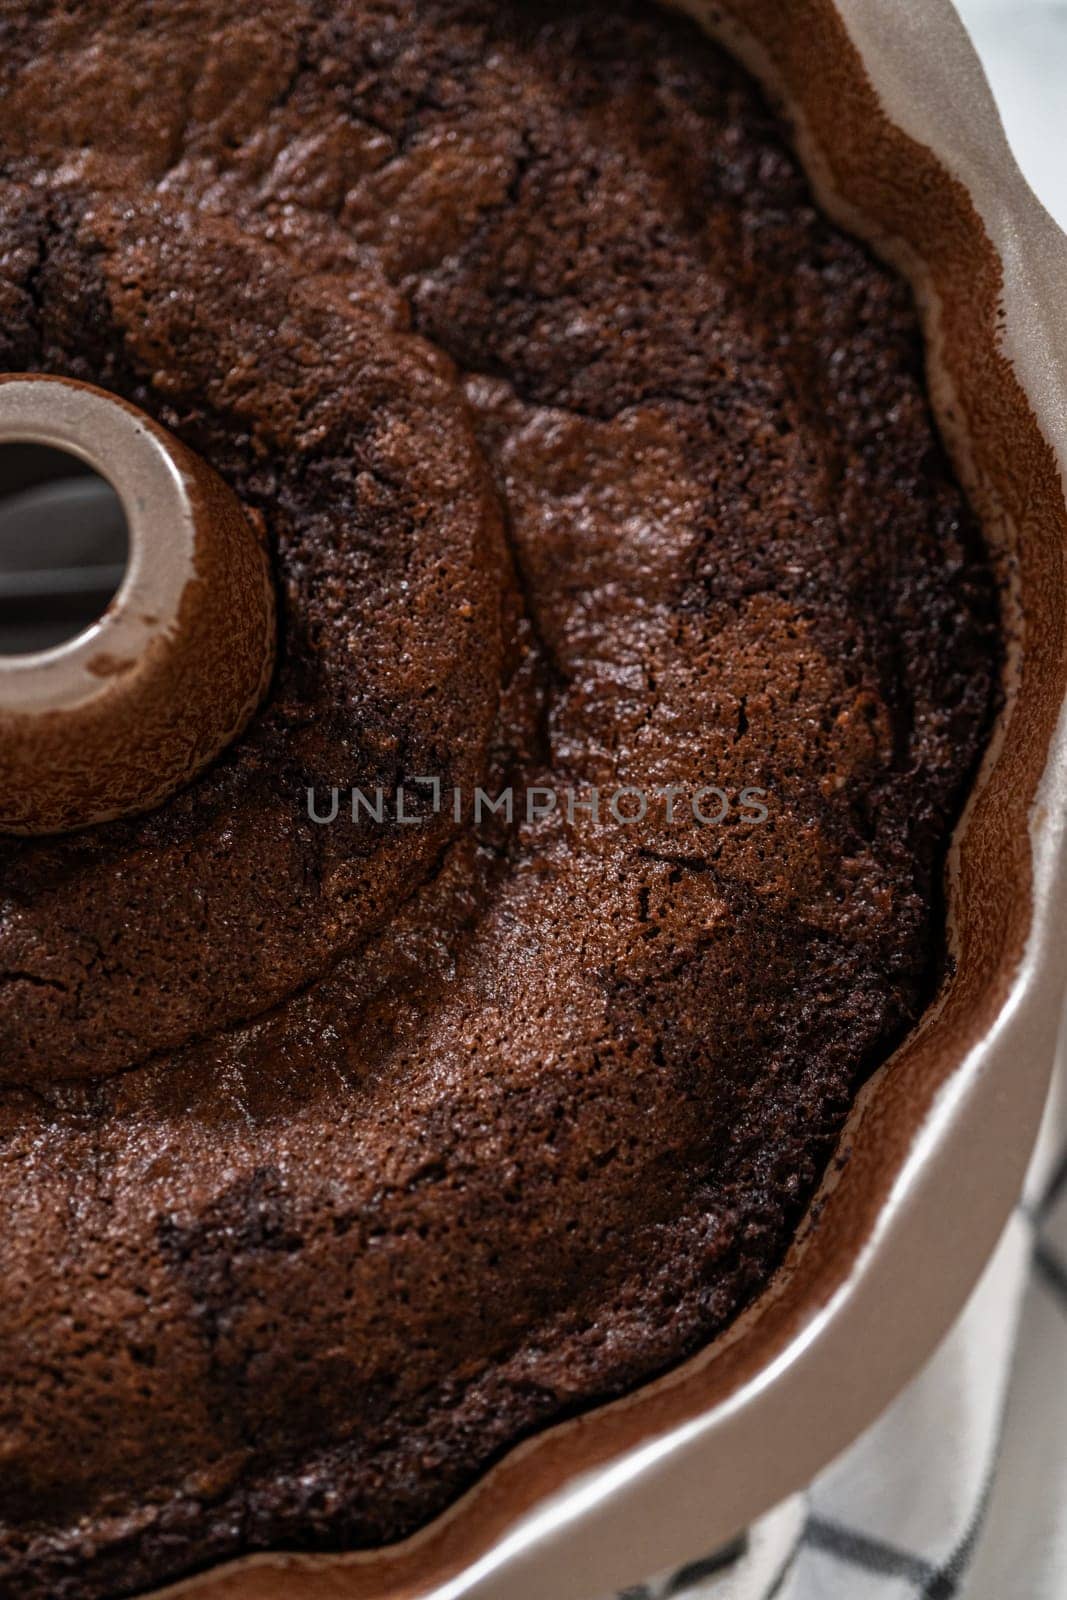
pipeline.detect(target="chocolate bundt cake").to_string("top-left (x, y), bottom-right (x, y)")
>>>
top-left (0, 1), bottom-right (999, 1595)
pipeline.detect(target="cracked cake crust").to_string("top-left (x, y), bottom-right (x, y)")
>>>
top-left (0, 2), bottom-right (999, 1596)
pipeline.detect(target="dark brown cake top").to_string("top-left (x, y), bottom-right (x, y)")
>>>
top-left (0, 3), bottom-right (998, 1597)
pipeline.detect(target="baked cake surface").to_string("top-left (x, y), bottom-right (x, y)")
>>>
top-left (0, 2), bottom-right (998, 1595)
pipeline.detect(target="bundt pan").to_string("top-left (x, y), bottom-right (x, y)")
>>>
top-left (35, 0), bottom-right (1067, 1595)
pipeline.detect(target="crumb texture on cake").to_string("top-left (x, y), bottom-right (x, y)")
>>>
top-left (0, 3), bottom-right (999, 1596)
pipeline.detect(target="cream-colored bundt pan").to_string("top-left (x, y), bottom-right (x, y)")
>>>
top-left (0, 375), bottom-right (275, 834)
top-left (147, 1), bottom-right (1067, 1595)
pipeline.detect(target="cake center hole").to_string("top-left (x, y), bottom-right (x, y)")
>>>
top-left (0, 443), bottom-right (129, 656)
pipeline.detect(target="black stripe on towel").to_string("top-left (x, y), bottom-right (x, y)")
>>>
top-left (804, 1516), bottom-right (937, 1586)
